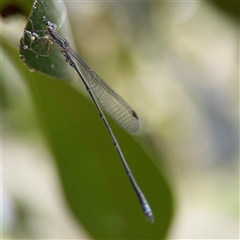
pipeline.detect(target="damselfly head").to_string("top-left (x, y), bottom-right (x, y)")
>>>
top-left (42, 16), bottom-right (48, 25)
top-left (42, 16), bottom-right (57, 31)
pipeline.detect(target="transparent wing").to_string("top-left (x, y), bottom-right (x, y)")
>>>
top-left (69, 48), bottom-right (140, 134)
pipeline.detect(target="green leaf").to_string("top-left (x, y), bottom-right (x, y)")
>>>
top-left (3, 0), bottom-right (174, 238)
top-left (19, 0), bottom-right (76, 80)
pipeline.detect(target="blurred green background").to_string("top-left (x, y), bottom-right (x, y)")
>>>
top-left (1, 0), bottom-right (239, 239)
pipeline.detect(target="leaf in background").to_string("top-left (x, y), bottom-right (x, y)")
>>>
top-left (2, 0), bottom-right (174, 238)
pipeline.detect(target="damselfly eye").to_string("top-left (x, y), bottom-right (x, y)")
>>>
top-left (50, 23), bottom-right (57, 31)
top-left (42, 16), bottom-right (50, 27)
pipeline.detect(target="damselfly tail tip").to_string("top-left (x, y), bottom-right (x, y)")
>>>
top-left (146, 211), bottom-right (154, 223)
top-left (142, 202), bottom-right (154, 223)
top-left (147, 214), bottom-right (154, 223)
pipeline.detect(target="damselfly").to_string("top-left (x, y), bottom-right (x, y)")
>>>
top-left (20, 0), bottom-right (153, 223)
